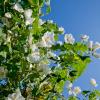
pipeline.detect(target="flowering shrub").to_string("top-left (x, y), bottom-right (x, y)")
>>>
top-left (0, 0), bottom-right (100, 100)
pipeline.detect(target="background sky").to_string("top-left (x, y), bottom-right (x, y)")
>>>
top-left (43, 0), bottom-right (100, 97)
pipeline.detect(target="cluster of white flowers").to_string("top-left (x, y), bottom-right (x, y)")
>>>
top-left (63, 33), bottom-right (100, 58)
top-left (88, 41), bottom-right (100, 58)
top-left (6, 88), bottom-right (25, 100)
top-left (13, 3), bottom-right (35, 26)
top-left (26, 35), bottom-right (52, 74)
top-left (27, 32), bottom-right (54, 74)
top-left (66, 78), bottom-right (98, 97)
top-left (66, 81), bottom-right (81, 96)
top-left (2, 0), bottom-right (100, 99)
top-left (64, 34), bottom-right (75, 44)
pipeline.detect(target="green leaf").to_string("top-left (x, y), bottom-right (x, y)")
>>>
top-left (60, 69), bottom-right (67, 79)
top-left (51, 44), bottom-right (61, 50)
top-left (89, 92), bottom-right (97, 100)
top-left (69, 70), bottom-right (77, 77)
top-left (68, 96), bottom-right (78, 100)
top-left (55, 80), bottom-right (65, 93)
top-left (32, 86), bottom-right (38, 96)
top-left (94, 90), bottom-right (100, 97)
top-left (54, 34), bottom-right (58, 41)
top-left (46, 6), bottom-right (51, 14)
top-left (82, 90), bottom-right (91, 96)
top-left (74, 42), bottom-right (88, 53)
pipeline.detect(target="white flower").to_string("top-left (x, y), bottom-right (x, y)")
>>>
top-left (68, 89), bottom-right (73, 95)
top-left (37, 61), bottom-right (51, 75)
top-left (88, 41), bottom-right (100, 51)
top-left (66, 81), bottom-right (73, 89)
top-left (90, 78), bottom-right (98, 87)
top-left (58, 27), bottom-right (64, 33)
top-left (67, 84), bottom-right (81, 96)
top-left (5, 12), bottom-right (12, 18)
top-left (64, 34), bottom-right (75, 44)
top-left (66, 81), bottom-right (73, 96)
top-left (93, 42), bottom-right (100, 51)
top-left (48, 20), bottom-right (53, 23)
top-left (6, 88), bottom-right (25, 100)
top-left (24, 9), bottom-right (33, 19)
top-left (88, 41), bottom-right (93, 50)
top-left (45, 0), bottom-right (50, 6)
top-left (88, 41), bottom-right (100, 58)
top-left (40, 64), bottom-right (51, 75)
top-left (81, 34), bottom-right (89, 42)
top-left (39, 19), bottom-right (45, 25)
top-left (42, 31), bottom-right (54, 47)
top-left (25, 18), bottom-right (35, 26)
top-left (27, 52), bottom-right (40, 63)
top-left (93, 52), bottom-right (100, 58)
top-left (73, 86), bottom-right (81, 96)
top-left (13, 3), bottom-right (24, 13)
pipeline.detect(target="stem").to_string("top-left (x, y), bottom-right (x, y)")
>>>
top-left (21, 72), bottom-right (33, 82)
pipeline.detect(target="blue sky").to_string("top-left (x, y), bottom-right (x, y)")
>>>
top-left (43, 0), bottom-right (100, 97)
